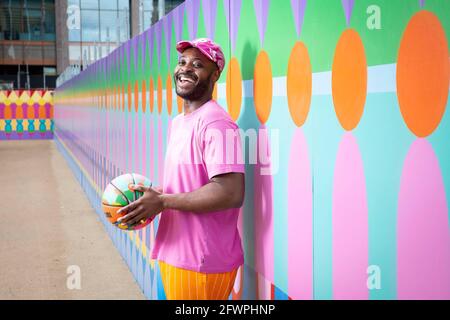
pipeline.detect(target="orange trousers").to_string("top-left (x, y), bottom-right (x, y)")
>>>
top-left (158, 261), bottom-right (238, 300)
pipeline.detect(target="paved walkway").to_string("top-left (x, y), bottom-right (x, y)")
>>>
top-left (0, 140), bottom-right (144, 300)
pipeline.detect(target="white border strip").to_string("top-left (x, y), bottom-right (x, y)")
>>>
top-left (158, 63), bottom-right (397, 101)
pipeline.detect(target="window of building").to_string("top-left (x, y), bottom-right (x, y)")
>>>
top-left (0, 0), bottom-right (56, 41)
top-left (81, 9), bottom-right (100, 42)
top-left (118, 0), bottom-right (129, 11)
top-left (43, 0), bottom-right (55, 40)
top-left (99, 0), bottom-right (116, 10)
top-left (138, 0), bottom-right (184, 33)
top-left (80, 0), bottom-right (98, 10)
top-left (100, 10), bottom-right (117, 42)
top-left (117, 9), bottom-right (129, 43)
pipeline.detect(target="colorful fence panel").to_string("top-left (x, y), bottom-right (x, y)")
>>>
top-left (53, 0), bottom-right (450, 300)
top-left (0, 90), bottom-right (54, 140)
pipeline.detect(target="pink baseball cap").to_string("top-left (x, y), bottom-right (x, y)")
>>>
top-left (176, 38), bottom-right (225, 73)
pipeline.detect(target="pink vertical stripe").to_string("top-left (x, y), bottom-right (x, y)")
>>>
top-left (134, 112), bottom-right (139, 173)
top-left (254, 126), bottom-right (274, 284)
top-left (106, 104), bottom-right (110, 179)
top-left (158, 117), bottom-right (164, 186)
top-left (149, 117), bottom-right (154, 182)
top-left (288, 128), bottom-right (313, 299)
top-left (113, 107), bottom-right (117, 171)
top-left (332, 132), bottom-right (368, 299)
top-left (398, 138), bottom-right (450, 299)
top-left (167, 117), bottom-right (173, 145)
top-left (142, 115), bottom-right (147, 178)
top-left (122, 111), bottom-right (126, 174)
top-left (128, 113), bottom-right (133, 172)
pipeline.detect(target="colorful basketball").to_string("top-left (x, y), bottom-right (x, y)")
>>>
top-left (102, 173), bottom-right (154, 231)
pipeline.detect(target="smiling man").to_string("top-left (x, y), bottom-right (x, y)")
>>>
top-left (117, 38), bottom-right (245, 300)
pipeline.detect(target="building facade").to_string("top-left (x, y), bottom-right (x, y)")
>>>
top-left (0, 0), bottom-right (56, 89)
top-left (0, 0), bottom-right (183, 89)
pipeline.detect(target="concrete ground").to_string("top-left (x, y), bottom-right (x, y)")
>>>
top-left (0, 140), bottom-right (144, 300)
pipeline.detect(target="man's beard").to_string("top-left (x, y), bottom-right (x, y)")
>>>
top-left (175, 73), bottom-right (212, 101)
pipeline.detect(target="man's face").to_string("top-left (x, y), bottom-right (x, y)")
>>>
top-left (174, 47), bottom-right (219, 101)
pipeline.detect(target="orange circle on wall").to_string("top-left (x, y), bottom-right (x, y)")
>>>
top-left (177, 95), bottom-right (183, 114)
top-left (106, 87), bottom-right (113, 109)
top-left (397, 10), bottom-right (449, 138)
top-left (287, 41), bottom-right (312, 127)
top-left (4, 105), bottom-right (11, 119)
top-left (116, 86), bottom-right (119, 111)
top-left (166, 72), bottom-right (173, 116)
top-left (38, 105), bottom-right (45, 119)
top-left (157, 75), bottom-right (163, 115)
top-left (141, 80), bottom-right (147, 113)
top-left (27, 105), bottom-right (34, 119)
top-left (127, 82), bottom-right (132, 112)
top-left (332, 28), bottom-right (367, 131)
top-left (226, 57), bottom-right (242, 121)
top-left (134, 81), bottom-right (139, 113)
top-left (112, 86), bottom-right (116, 110)
top-left (112, 87), bottom-right (114, 110)
top-left (127, 83), bottom-right (132, 112)
top-left (106, 89), bottom-right (109, 110)
top-left (108, 88), bottom-right (111, 110)
top-left (149, 78), bottom-right (154, 113)
top-left (121, 85), bottom-right (125, 112)
top-left (16, 105), bottom-right (23, 119)
top-left (213, 82), bottom-right (218, 101)
top-left (254, 50), bottom-right (273, 124)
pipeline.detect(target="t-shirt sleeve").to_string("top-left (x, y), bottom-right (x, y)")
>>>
top-left (201, 119), bottom-right (245, 180)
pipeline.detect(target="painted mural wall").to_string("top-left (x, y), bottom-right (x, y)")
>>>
top-left (53, 0), bottom-right (450, 300)
top-left (0, 90), bottom-right (54, 140)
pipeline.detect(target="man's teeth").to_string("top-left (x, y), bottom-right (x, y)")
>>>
top-left (179, 76), bottom-right (194, 83)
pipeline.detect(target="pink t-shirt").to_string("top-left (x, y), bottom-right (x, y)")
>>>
top-left (150, 99), bottom-right (245, 273)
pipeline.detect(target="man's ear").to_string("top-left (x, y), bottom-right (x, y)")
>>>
top-left (212, 68), bottom-right (220, 83)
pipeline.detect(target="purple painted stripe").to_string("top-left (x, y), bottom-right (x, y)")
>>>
top-left (147, 28), bottom-right (155, 68)
top-left (22, 103), bottom-right (29, 119)
top-left (173, 2), bottom-right (185, 43)
top-left (141, 32), bottom-right (147, 69)
top-left (10, 103), bottom-right (16, 119)
top-left (34, 103), bottom-right (39, 118)
top-left (290, 0), bottom-right (307, 38)
top-left (106, 52), bottom-right (111, 75)
top-left (223, 0), bottom-right (242, 53)
top-left (154, 20), bottom-right (163, 68)
top-left (163, 12), bottom-right (174, 68)
top-left (45, 103), bottom-right (52, 119)
top-left (202, 0), bottom-right (218, 40)
top-left (133, 36), bottom-right (140, 73)
top-left (125, 41), bottom-right (132, 75)
top-left (186, 0), bottom-right (201, 39)
top-left (0, 131), bottom-right (53, 140)
top-left (341, 0), bottom-right (354, 26)
top-left (254, 0), bottom-right (270, 48)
